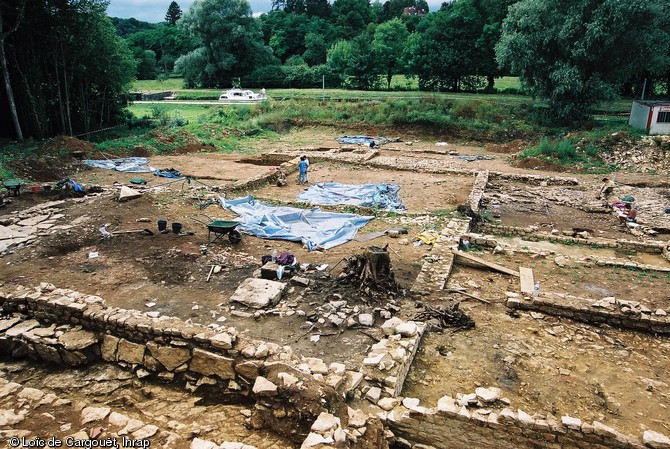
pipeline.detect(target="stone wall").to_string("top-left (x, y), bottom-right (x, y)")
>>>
top-left (0, 284), bottom-right (345, 444)
top-left (506, 293), bottom-right (670, 335)
top-left (229, 158), bottom-right (299, 193)
top-left (410, 218), bottom-right (471, 296)
top-left (467, 171), bottom-right (488, 214)
top-left (464, 232), bottom-right (670, 273)
top-left (361, 155), bottom-right (579, 187)
top-left (478, 223), bottom-right (666, 254)
top-left (360, 318), bottom-right (425, 403)
top-left (383, 393), bottom-right (670, 449)
top-left (4, 285), bottom-right (669, 449)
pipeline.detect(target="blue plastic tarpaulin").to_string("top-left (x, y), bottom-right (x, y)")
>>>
top-left (83, 157), bottom-right (153, 173)
top-left (337, 136), bottom-right (398, 146)
top-left (219, 195), bottom-right (373, 251)
top-left (297, 182), bottom-right (406, 211)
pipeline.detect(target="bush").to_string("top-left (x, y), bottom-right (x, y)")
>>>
top-left (452, 100), bottom-right (480, 120)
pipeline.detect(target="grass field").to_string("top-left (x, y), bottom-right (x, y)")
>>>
top-left (133, 76), bottom-right (523, 93)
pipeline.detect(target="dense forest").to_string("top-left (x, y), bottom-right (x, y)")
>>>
top-left (1, 0), bottom-right (669, 140)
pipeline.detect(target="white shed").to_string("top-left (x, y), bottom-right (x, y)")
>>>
top-left (629, 100), bottom-right (670, 135)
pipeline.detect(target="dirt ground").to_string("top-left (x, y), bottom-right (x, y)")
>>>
top-left (2, 128), bottom-right (670, 442)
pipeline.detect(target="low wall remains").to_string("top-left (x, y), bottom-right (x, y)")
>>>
top-left (467, 171), bottom-right (488, 214)
top-left (506, 292), bottom-right (670, 335)
top-left (0, 284), bottom-right (358, 445)
top-left (3, 285), bottom-right (669, 449)
top-left (382, 393), bottom-right (670, 449)
top-left (478, 223), bottom-right (666, 254)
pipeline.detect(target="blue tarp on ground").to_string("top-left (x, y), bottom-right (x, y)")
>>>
top-left (83, 157), bottom-right (153, 173)
top-left (337, 136), bottom-right (398, 146)
top-left (297, 182), bottom-right (406, 211)
top-left (219, 195), bottom-right (373, 251)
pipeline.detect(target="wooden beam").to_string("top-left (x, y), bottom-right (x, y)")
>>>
top-left (448, 289), bottom-right (491, 304)
top-left (519, 266), bottom-right (535, 294)
top-left (452, 250), bottom-right (520, 277)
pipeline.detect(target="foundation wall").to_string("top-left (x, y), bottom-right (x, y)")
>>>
top-left (478, 223), bottom-right (666, 254)
top-left (0, 284), bottom-right (347, 444)
top-left (385, 400), bottom-right (647, 449)
top-left (506, 293), bottom-right (670, 335)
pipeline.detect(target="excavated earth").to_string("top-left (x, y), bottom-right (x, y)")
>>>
top-left (1, 129), bottom-right (670, 447)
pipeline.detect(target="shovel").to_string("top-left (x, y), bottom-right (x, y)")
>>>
top-left (110, 228), bottom-right (154, 236)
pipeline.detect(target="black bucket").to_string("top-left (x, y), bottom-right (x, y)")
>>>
top-left (172, 222), bottom-right (183, 234)
top-left (157, 220), bottom-right (167, 232)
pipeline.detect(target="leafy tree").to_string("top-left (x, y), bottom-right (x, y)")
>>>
top-left (260, 11), bottom-right (336, 63)
top-left (176, 0), bottom-right (272, 87)
top-left (410, 0), bottom-right (514, 92)
top-left (135, 49), bottom-right (158, 79)
top-left (496, 0), bottom-right (670, 123)
top-left (332, 0), bottom-right (374, 39)
top-left (1, 0), bottom-right (136, 139)
top-left (328, 35), bottom-right (379, 89)
top-left (327, 40), bottom-right (352, 85)
top-left (272, 0), bottom-right (306, 14)
top-left (110, 17), bottom-right (156, 38)
top-left (303, 31), bottom-right (327, 65)
top-left (372, 18), bottom-right (409, 89)
top-left (165, 1), bottom-right (183, 25)
top-left (305, 0), bottom-right (331, 18)
top-left (127, 25), bottom-right (196, 75)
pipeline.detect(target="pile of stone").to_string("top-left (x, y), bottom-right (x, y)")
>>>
top-left (0, 373), bottom-right (184, 446)
top-left (600, 134), bottom-right (670, 172)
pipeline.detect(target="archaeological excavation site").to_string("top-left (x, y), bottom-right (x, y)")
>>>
top-left (1, 133), bottom-right (670, 449)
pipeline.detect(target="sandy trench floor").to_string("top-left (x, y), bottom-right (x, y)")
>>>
top-left (1, 129), bottom-right (670, 442)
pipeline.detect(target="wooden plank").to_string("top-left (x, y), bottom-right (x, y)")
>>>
top-left (448, 289), bottom-right (491, 304)
top-left (452, 251), bottom-right (520, 277)
top-left (519, 266), bottom-right (535, 294)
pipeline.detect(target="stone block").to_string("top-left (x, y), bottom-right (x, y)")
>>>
top-left (118, 186), bottom-right (142, 202)
top-left (58, 330), bottom-right (98, 351)
top-left (117, 339), bottom-right (145, 364)
top-left (252, 376), bottom-right (277, 394)
top-left (230, 278), bottom-right (286, 309)
top-left (60, 349), bottom-right (89, 366)
top-left (191, 348), bottom-right (235, 379)
top-left (643, 430), bottom-right (670, 449)
top-left (235, 361), bottom-right (261, 379)
top-left (101, 335), bottom-right (119, 362)
top-left (146, 341), bottom-right (191, 371)
top-left (34, 343), bottom-right (62, 364)
top-left (311, 412), bottom-right (340, 432)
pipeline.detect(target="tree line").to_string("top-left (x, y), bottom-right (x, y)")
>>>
top-left (1, 0), bottom-right (669, 140)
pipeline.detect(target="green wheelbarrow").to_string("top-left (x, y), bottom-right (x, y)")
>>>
top-left (190, 214), bottom-right (242, 244)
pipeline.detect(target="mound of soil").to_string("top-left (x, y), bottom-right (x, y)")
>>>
top-left (174, 144), bottom-right (216, 155)
top-left (37, 135), bottom-right (95, 157)
top-left (512, 157), bottom-right (567, 172)
top-left (8, 155), bottom-right (88, 182)
top-left (486, 139), bottom-right (528, 154)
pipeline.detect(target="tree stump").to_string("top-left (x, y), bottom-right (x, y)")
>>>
top-left (340, 245), bottom-right (400, 297)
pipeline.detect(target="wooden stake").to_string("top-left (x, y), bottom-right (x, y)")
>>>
top-left (206, 265), bottom-right (215, 282)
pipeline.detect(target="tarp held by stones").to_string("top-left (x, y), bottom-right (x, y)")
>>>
top-left (337, 135), bottom-right (399, 146)
top-left (219, 195), bottom-right (373, 251)
top-left (297, 182), bottom-right (406, 211)
top-left (83, 157), bottom-right (154, 173)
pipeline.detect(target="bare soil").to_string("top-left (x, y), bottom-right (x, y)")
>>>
top-left (2, 129), bottom-right (670, 441)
